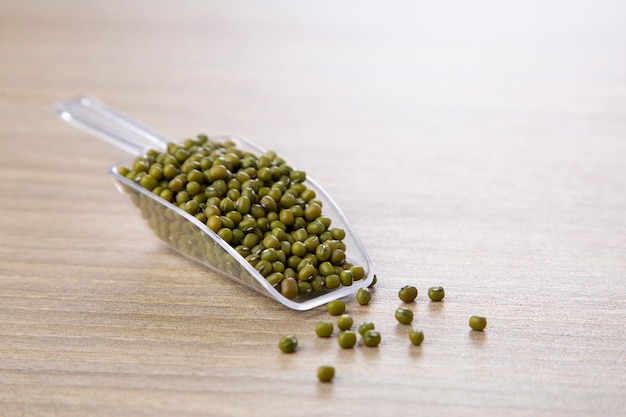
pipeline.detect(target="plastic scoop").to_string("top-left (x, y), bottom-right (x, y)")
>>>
top-left (54, 96), bottom-right (374, 310)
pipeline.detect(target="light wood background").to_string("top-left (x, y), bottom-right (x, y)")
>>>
top-left (1, 1), bottom-right (625, 416)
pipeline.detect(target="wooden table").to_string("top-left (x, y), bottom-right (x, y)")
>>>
top-left (1, 1), bottom-right (625, 416)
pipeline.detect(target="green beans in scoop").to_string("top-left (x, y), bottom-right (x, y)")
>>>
top-left (123, 135), bottom-right (370, 301)
top-left (280, 277), bottom-right (299, 299)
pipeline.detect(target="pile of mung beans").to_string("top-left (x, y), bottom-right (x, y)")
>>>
top-left (117, 135), bottom-right (367, 301)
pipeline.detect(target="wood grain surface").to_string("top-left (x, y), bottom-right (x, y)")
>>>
top-left (1, 1), bottom-right (625, 416)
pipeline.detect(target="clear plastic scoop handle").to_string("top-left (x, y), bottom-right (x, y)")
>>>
top-left (54, 96), bottom-right (169, 156)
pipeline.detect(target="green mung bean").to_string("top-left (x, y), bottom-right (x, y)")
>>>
top-left (469, 316), bottom-right (487, 331)
top-left (278, 335), bottom-right (298, 353)
top-left (395, 307), bottom-right (414, 325)
top-left (428, 286), bottom-right (445, 301)
top-left (398, 286), bottom-right (418, 303)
